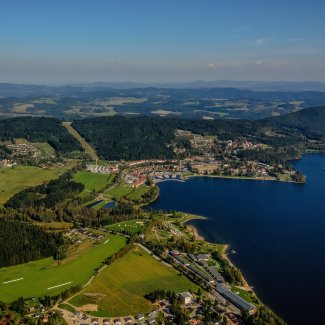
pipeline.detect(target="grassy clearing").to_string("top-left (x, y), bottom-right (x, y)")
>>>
top-left (106, 220), bottom-right (147, 235)
top-left (0, 234), bottom-right (126, 302)
top-left (69, 246), bottom-right (197, 317)
top-left (12, 103), bottom-right (34, 113)
top-left (0, 166), bottom-right (67, 205)
top-left (74, 171), bottom-right (114, 196)
top-left (63, 122), bottom-right (98, 160)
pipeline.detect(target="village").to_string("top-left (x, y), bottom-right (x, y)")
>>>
top-left (23, 216), bottom-right (257, 325)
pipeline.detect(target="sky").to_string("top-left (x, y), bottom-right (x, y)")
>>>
top-left (0, 0), bottom-right (325, 84)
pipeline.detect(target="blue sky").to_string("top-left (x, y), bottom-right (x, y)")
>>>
top-left (0, 0), bottom-right (324, 83)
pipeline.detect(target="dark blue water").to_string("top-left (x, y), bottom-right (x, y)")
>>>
top-left (148, 154), bottom-right (325, 325)
top-left (102, 201), bottom-right (116, 209)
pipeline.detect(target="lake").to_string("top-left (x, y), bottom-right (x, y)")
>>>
top-left (148, 154), bottom-right (325, 324)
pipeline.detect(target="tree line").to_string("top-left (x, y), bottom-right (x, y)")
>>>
top-left (0, 219), bottom-right (64, 267)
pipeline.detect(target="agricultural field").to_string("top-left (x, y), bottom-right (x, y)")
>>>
top-left (106, 219), bottom-right (147, 235)
top-left (69, 246), bottom-right (198, 317)
top-left (73, 171), bottom-right (115, 197)
top-left (0, 234), bottom-right (126, 302)
top-left (0, 165), bottom-right (67, 205)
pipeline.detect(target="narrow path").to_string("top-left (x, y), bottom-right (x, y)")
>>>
top-left (63, 121), bottom-right (99, 160)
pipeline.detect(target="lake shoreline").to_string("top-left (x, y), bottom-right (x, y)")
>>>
top-left (181, 214), bottom-right (254, 293)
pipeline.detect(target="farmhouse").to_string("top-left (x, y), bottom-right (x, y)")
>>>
top-left (178, 292), bottom-right (192, 305)
top-left (196, 254), bottom-right (210, 261)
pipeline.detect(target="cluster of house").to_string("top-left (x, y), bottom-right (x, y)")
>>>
top-left (7, 143), bottom-right (43, 159)
top-left (188, 158), bottom-right (275, 177)
top-left (77, 315), bottom-right (133, 325)
top-left (0, 159), bottom-right (16, 168)
top-left (225, 139), bottom-right (261, 151)
top-left (65, 228), bottom-right (104, 243)
top-left (28, 306), bottom-right (57, 323)
top-left (124, 171), bottom-right (147, 188)
top-left (126, 159), bottom-right (178, 167)
top-left (87, 163), bottom-right (119, 174)
top-left (175, 130), bottom-right (215, 157)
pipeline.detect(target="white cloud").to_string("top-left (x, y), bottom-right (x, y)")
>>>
top-left (253, 38), bottom-right (269, 46)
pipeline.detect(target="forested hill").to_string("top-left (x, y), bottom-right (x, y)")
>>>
top-left (73, 116), bottom-right (259, 161)
top-left (0, 116), bottom-right (82, 153)
top-left (263, 106), bottom-right (325, 136)
top-left (0, 219), bottom-right (64, 267)
top-left (73, 116), bottom-right (177, 160)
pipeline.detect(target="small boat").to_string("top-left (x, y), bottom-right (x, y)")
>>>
top-left (230, 250), bottom-right (237, 254)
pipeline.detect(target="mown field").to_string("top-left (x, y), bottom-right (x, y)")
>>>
top-left (0, 166), bottom-right (67, 205)
top-left (69, 246), bottom-right (198, 317)
top-left (73, 171), bottom-right (115, 197)
top-left (0, 234), bottom-right (126, 302)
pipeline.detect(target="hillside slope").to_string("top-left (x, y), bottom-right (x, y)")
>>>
top-left (263, 106), bottom-right (325, 136)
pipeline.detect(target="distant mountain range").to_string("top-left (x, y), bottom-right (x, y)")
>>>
top-left (1, 80), bottom-right (325, 97)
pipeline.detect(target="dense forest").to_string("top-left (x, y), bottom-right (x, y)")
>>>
top-left (73, 108), bottom-right (325, 161)
top-left (0, 219), bottom-right (64, 267)
top-left (5, 171), bottom-right (84, 209)
top-left (73, 116), bottom-right (259, 160)
top-left (0, 117), bottom-right (82, 153)
top-left (73, 116), bottom-right (176, 160)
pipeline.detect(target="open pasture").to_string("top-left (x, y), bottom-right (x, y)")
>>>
top-left (69, 246), bottom-right (197, 317)
top-left (0, 165), bottom-right (66, 205)
top-left (0, 234), bottom-right (126, 302)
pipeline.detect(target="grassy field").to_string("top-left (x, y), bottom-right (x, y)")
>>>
top-left (105, 183), bottom-right (151, 201)
top-left (74, 171), bottom-right (115, 197)
top-left (106, 219), bottom-right (147, 234)
top-left (0, 234), bottom-right (126, 302)
top-left (126, 184), bottom-right (151, 201)
top-left (69, 246), bottom-right (198, 317)
top-left (0, 166), bottom-right (67, 205)
top-left (105, 184), bottom-right (133, 198)
top-left (32, 142), bottom-right (56, 157)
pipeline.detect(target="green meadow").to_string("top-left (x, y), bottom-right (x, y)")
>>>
top-left (73, 171), bottom-right (115, 197)
top-left (0, 234), bottom-right (126, 302)
top-left (69, 246), bottom-right (198, 317)
top-left (0, 166), bottom-right (66, 205)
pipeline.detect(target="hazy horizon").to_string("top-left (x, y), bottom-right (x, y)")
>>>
top-left (1, 0), bottom-right (325, 83)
